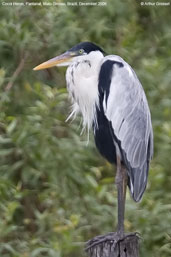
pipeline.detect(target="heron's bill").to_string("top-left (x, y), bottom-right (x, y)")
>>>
top-left (33, 52), bottom-right (73, 70)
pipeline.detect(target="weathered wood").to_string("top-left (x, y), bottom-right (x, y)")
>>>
top-left (85, 232), bottom-right (139, 257)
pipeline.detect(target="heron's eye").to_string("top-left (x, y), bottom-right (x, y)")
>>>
top-left (79, 49), bottom-right (84, 54)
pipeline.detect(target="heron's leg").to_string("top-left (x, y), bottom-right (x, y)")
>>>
top-left (85, 158), bottom-right (138, 253)
top-left (115, 155), bottom-right (127, 237)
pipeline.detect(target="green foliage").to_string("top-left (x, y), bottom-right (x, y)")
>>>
top-left (0, 1), bottom-right (171, 256)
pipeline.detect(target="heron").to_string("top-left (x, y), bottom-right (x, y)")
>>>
top-left (33, 42), bottom-right (153, 243)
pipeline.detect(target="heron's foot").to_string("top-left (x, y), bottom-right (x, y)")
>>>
top-left (85, 231), bottom-right (140, 252)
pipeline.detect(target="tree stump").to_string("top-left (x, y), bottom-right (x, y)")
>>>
top-left (85, 232), bottom-right (140, 257)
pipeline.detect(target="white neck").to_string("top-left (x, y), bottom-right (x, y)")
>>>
top-left (66, 51), bottom-right (104, 134)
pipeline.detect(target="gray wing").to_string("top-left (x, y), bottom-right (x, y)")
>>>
top-left (102, 55), bottom-right (153, 201)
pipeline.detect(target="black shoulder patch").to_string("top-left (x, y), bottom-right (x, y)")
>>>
top-left (98, 60), bottom-right (123, 104)
top-left (94, 60), bottom-right (123, 165)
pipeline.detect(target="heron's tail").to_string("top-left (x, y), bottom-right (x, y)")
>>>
top-left (127, 160), bottom-right (149, 202)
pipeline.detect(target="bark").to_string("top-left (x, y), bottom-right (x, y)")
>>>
top-left (85, 233), bottom-right (139, 257)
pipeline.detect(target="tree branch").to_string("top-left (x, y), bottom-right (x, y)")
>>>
top-left (5, 53), bottom-right (28, 91)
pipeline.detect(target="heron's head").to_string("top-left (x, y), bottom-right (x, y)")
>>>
top-left (33, 42), bottom-right (105, 71)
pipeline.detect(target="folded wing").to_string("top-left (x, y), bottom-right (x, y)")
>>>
top-left (99, 56), bottom-right (153, 201)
